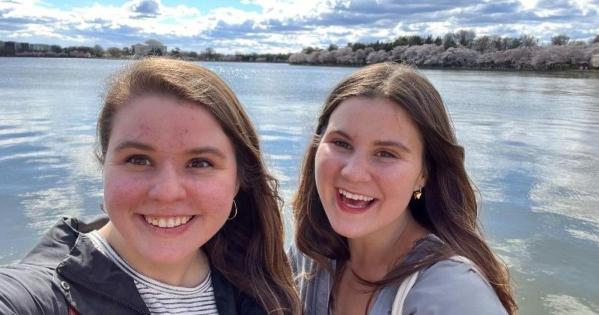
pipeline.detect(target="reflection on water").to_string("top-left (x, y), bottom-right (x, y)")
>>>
top-left (1, 58), bottom-right (598, 314)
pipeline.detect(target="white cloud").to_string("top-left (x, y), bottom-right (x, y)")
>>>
top-left (248, 0), bottom-right (340, 20)
top-left (519, 0), bottom-right (539, 11)
top-left (1, 0), bottom-right (598, 53)
top-left (569, 0), bottom-right (599, 15)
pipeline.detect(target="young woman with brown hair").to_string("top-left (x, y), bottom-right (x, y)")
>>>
top-left (290, 62), bottom-right (517, 315)
top-left (0, 58), bottom-right (301, 315)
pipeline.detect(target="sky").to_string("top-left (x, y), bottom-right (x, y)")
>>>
top-left (1, 0), bottom-right (598, 54)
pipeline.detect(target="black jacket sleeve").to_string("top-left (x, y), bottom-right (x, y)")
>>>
top-left (0, 265), bottom-right (68, 315)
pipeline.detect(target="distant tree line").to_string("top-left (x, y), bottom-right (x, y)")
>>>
top-left (0, 41), bottom-right (290, 63)
top-left (0, 42), bottom-right (107, 58)
top-left (3, 32), bottom-right (598, 70)
top-left (105, 46), bottom-right (290, 63)
top-left (289, 31), bottom-right (599, 70)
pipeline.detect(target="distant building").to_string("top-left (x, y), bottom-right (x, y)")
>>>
top-left (132, 39), bottom-right (167, 56)
top-left (30, 44), bottom-right (50, 52)
top-left (68, 50), bottom-right (92, 58)
top-left (3, 41), bottom-right (17, 56)
top-left (132, 43), bottom-right (146, 55)
top-left (593, 56), bottom-right (599, 68)
top-left (592, 44), bottom-right (599, 69)
top-left (15, 42), bottom-right (29, 53)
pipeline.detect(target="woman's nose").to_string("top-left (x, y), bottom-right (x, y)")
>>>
top-left (148, 164), bottom-right (187, 202)
top-left (340, 153), bottom-right (372, 183)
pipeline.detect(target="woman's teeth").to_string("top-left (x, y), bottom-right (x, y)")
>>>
top-left (144, 215), bottom-right (193, 228)
top-left (339, 188), bottom-right (374, 202)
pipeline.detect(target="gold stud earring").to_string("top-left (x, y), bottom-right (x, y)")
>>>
top-left (413, 188), bottom-right (422, 200)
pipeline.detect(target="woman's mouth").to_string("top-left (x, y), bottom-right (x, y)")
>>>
top-left (143, 215), bottom-right (195, 228)
top-left (338, 188), bottom-right (376, 209)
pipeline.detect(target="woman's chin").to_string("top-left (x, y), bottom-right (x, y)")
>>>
top-left (329, 222), bottom-right (368, 240)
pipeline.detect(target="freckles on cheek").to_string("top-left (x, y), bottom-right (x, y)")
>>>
top-left (103, 176), bottom-right (139, 209)
top-left (315, 149), bottom-right (336, 176)
top-left (193, 182), bottom-right (237, 212)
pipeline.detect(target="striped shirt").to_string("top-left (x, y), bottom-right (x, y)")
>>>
top-left (87, 231), bottom-right (219, 315)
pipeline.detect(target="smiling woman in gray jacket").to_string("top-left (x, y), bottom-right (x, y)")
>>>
top-left (290, 63), bottom-right (517, 315)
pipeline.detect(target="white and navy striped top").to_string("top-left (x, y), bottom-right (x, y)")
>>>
top-left (87, 231), bottom-right (219, 315)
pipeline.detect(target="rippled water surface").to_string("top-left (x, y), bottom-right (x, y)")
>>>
top-left (1, 58), bottom-right (598, 314)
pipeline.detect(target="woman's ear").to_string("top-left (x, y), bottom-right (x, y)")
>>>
top-left (417, 179), bottom-right (426, 191)
top-left (417, 166), bottom-right (427, 189)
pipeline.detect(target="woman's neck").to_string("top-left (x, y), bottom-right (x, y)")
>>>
top-left (98, 223), bottom-right (209, 287)
top-left (347, 212), bottom-right (429, 281)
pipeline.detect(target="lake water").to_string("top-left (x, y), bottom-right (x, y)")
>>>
top-left (1, 58), bottom-right (598, 314)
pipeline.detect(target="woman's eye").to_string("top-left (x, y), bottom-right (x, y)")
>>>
top-left (333, 140), bottom-right (351, 150)
top-left (126, 155), bottom-right (151, 166)
top-left (376, 151), bottom-right (397, 158)
top-left (187, 158), bottom-right (213, 168)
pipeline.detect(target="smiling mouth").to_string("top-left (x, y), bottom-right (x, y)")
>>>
top-left (143, 215), bottom-right (195, 228)
top-left (338, 188), bottom-right (376, 209)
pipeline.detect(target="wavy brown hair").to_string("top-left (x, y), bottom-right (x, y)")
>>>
top-left (97, 58), bottom-right (300, 315)
top-left (293, 62), bottom-right (516, 314)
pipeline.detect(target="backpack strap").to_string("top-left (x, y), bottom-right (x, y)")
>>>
top-left (390, 271), bottom-right (420, 315)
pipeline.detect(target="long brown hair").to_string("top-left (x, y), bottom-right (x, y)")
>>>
top-left (98, 58), bottom-right (301, 315)
top-left (293, 62), bottom-right (516, 314)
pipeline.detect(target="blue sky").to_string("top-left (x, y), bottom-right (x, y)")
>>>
top-left (1, 0), bottom-right (598, 54)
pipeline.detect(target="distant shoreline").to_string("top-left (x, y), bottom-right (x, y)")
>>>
top-left (287, 62), bottom-right (599, 73)
top-left (2, 55), bottom-right (598, 73)
top-left (4, 32), bottom-right (598, 72)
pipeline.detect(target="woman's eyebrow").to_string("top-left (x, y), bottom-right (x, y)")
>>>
top-left (113, 140), bottom-right (154, 152)
top-left (374, 140), bottom-right (411, 153)
top-left (186, 147), bottom-right (226, 159)
top-left (327, 129), bottom-right (352, 139)
top-left (328, 129), bottom-right (411, 153)
top-left (113, 142), bottom-right (226, 159)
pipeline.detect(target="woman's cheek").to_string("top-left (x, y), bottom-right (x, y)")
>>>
top-left (103, 172), bottom-right (143, 210)
top-left (188, 177), bottom-right (238, 211)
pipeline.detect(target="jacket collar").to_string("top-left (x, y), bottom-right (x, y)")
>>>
top-left (24, 216), bottom-right (151, 314)
top-left (22, 216), bottom-right (264, 315)
top-left (59, 230), bottom-right (150, 314)
top-left (21, 216), bottom-right (105, 268)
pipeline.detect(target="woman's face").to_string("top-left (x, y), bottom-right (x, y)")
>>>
top-left (315, 97), bottom-right (426, 242)
top-left (102, 94), bottom-right (238, 265)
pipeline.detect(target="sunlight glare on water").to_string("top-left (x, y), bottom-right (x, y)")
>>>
top-left (1, 58), bottom-right (598, 314)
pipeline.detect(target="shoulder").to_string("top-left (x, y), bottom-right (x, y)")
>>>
top-left (287, 245), bottom-right (318, 276)
top-left (0, 216), bottom-right (107, 315)
top-left (210, 268), bottom-right (267, 315)
top-left (0, 263), bottom-right (67, 315)
top-left (287, 245), bottom-right (332, 315)
top-left (287, 245), bottom-right (330, 291)
top-left (403, 259), bottom-right (507, 315)
top-left (20, 216), bottom-right (107, 268)
top-left (233, 289), bottom-right (266, 315)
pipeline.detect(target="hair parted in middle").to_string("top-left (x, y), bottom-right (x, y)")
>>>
top-left (99, 57), bottom-right (301, 315)
top-left (293, 62), bottom-right (516, 314)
